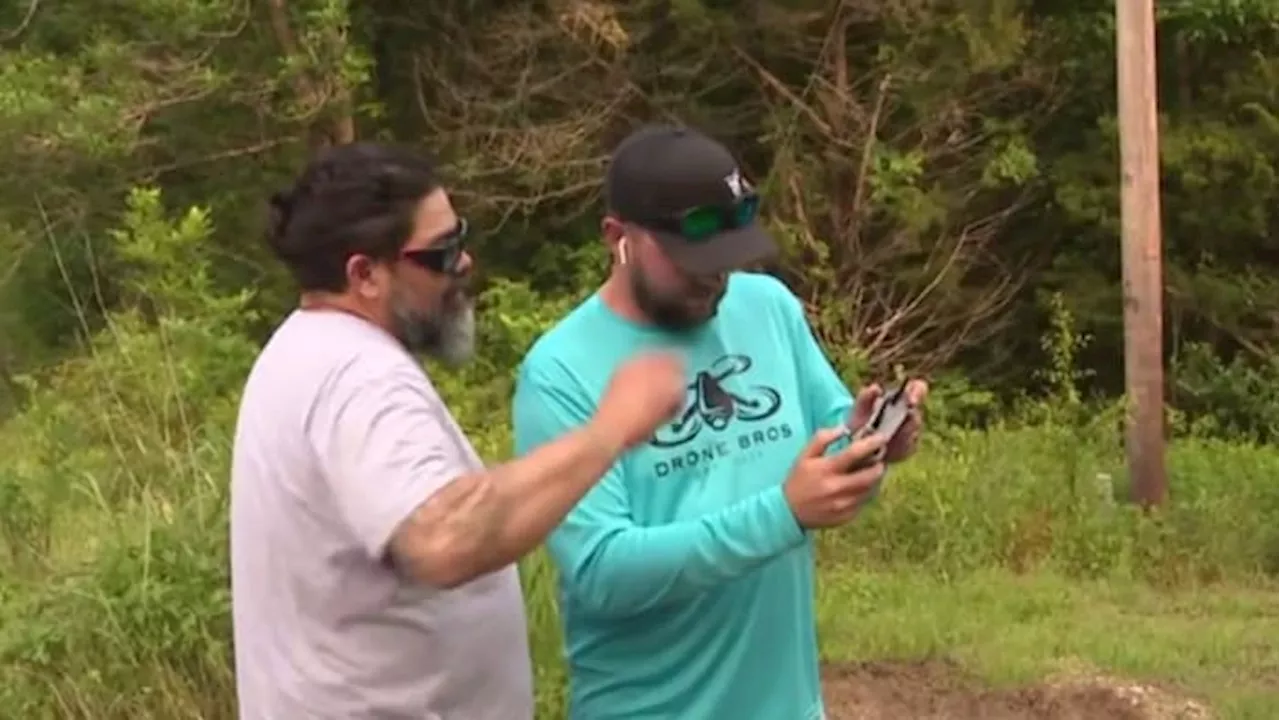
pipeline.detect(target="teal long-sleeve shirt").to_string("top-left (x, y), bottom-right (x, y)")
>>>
top-left (511, 272), bottom-right (854, 720)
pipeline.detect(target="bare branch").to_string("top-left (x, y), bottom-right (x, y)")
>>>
top-left (733, 1), bottom-right (1049, 372)
top-left (137, 137), bottom-right (298, 178)
top-left (1, 0), bottom-right (39, 44)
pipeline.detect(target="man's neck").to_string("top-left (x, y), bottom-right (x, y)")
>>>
top-left (300, 291), bottom-right (380, 326)
top-left (598, 271), bottom-right (650, 326)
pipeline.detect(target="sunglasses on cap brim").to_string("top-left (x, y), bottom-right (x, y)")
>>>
top-left (401, 218), bottom-right (468, 275)
top-left (641, 193), bottom-right (761, 242)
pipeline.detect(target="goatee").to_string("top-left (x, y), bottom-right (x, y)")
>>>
top-left (395, 285), bottom-right (477, 366)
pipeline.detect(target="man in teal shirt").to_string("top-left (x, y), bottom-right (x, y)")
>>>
top-left (512, 125), bottom-right (927, 719)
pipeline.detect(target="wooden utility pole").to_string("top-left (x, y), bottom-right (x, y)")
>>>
top-left (1116, 0), bottom-right (1168, 507)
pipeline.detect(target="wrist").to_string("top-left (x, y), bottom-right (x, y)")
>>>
top-left (780, 481), bottom-right (809, 532)
top-left (582, 417), bottom-right (628, 461)
top-left (766, 485), bottom-right (809, 546)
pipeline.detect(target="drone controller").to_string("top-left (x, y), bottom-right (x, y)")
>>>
top-left (846, 382), bottom-right (915, 470)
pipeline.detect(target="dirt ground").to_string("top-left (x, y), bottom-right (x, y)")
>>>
top-left (821, 660), bottom-right (1215, 720)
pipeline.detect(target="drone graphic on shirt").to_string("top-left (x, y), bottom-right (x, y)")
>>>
top-left (648, 353), bottom-right (783, 449)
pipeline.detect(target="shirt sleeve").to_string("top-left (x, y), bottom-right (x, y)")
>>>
top-left (307, 364), bottom-right (470, 561)
top-left (511, 358), bottom-right (807, 620)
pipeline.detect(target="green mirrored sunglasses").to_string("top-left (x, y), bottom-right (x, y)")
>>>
top-left (646, 193), bottom-right (761, 242)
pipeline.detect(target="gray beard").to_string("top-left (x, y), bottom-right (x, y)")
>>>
top-left (394, 296), bottom-right (476, 366)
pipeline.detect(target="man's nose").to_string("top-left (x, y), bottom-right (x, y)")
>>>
top-left (454, 251), bottom-right (474, 276)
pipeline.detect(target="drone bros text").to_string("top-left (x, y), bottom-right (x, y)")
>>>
top-left (638, 353), bottom-right (798, 480)
top-left (650, 422), bottom-right (796, 478)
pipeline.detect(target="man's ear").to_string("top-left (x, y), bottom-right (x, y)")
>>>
top-left (346, 254), bottom-right (381, 300)
top-left (601, 215), bottom-right (624, 243)
top-left (602, 216), bottom-right (627, 265)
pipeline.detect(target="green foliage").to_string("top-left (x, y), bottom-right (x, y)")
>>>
top-left (0, 189), bottom-right (252, 718)
top-left (2, 0), bottom-right (1275, 409)
top-left (821, 425), bottom-right (1277, 585)
top-left (1169, 341), bottom-right (1279, 443)
top-left (0, 0), bottom-right (359, 402)
top-left (428, 277), bottom-right (584, 460)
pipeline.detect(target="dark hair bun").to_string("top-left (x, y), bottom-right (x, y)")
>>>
top-left (264, 142), bottom-right (442, 293)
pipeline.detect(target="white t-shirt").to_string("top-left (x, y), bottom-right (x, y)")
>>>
top-left (229, 309), bottom-right (533, 720)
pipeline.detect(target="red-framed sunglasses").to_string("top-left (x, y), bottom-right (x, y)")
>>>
top-left (401, 218), bottom-right (468, 275)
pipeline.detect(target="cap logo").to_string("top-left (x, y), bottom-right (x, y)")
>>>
top-left (724, 169), bottom-right (751, 200)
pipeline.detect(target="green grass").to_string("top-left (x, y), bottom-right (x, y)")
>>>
top-left (816, 568), bottom-right (1278, 719)
top-left (518, 549), bottom-right (1279, 719)
top-left (3, 380), bottom-right (1276, 720)
top-left (506, 419), bottom-right (1280, 719)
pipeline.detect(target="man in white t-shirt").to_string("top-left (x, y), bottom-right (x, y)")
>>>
top-left (228, 142), bottom-right (685, 720)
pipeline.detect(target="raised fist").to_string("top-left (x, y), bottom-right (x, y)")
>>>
top-left (590, 351), bottom-right (687, 452)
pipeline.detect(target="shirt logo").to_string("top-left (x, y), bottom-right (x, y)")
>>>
top-left (650, 354), bottom-right (782, 449)
top-left (645, 353), bottom-right (794, 480)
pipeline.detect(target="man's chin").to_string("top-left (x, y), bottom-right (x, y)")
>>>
top-left (424, 306), bottom-right (477, 367)
top-left (652, 304), bottom-right (720, 332)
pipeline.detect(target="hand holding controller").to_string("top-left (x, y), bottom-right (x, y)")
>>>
top-left (845, 379), bottom-right (926, 469)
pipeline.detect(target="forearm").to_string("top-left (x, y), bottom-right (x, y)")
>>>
top-left (390, 423), bottom-right (619, 588)
top-left (554, 484), bottom-right (806, 618)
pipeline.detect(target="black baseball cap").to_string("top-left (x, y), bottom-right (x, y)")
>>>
top-left (605, 124), bottom-right (777, 275)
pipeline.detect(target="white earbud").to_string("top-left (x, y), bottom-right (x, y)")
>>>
top-left (618, 237), bottom-right (629, 265)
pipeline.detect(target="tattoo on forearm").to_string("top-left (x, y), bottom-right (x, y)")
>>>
top-left (393, 473), bottom-right (510, 584)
